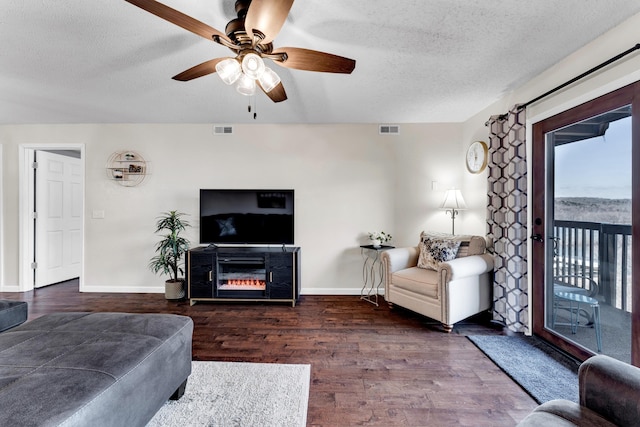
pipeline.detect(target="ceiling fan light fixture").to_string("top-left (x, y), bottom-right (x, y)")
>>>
top-left (236, 73), bottom-right (257, 96)
top-left (258, 67), bottom-right (281, 93)
top-left (241, 53), bottom-right (266, 79)
top-left (125, 0), bottom-right (355, 105)
top-left (216, 58), bottom-right (242, 85)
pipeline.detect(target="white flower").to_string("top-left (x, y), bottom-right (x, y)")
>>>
top-left (368, 231), bottom-right (392, 242)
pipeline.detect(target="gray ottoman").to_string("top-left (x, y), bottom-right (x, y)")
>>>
top-left (0, 312), bottom-right (193, 426)
top-left (0, 300), bottom-right (28, 332)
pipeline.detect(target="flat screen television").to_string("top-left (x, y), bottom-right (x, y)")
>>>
top-left (199, 189), bottom-right (294, 245)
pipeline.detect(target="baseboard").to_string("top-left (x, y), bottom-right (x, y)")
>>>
top-left (80, 285), bottom-right (165, 293)
top-left (300, 287), bottom-right (378, 296)
top-left (78, 286), bottom-right (376, 296)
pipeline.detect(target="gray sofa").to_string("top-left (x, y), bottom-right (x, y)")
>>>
top-left (517, 354), bottom-right (640, 426)
top-left (0, 311), bottom-right (193, 426)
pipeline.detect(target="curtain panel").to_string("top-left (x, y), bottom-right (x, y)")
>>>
top-left (486, 105), bottom-right (529, 333)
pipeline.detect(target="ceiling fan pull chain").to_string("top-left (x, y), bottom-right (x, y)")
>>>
top-left (253, 95), bottom-right (258, 120)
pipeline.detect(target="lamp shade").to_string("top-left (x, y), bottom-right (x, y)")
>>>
top-left (215, 58), bottom-right (242, 85)
top-left (235, 73), bottom-right (256, 96)
top-left (440, 189), bottom-right (467, 210)
top-left (258, 67), bottom-right (281, 93)
top-left (241, 53), bottom-right (265, 80)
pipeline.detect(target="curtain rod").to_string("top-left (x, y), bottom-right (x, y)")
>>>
top-left (485, 43), bottom-right (640, 126)
top-left (520, 43), bottom-right (640, 109)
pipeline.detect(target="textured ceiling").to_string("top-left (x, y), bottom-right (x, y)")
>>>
top-left (2, 1), bottom-right (640, 124)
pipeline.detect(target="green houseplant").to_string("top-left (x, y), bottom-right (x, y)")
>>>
top-left (149, 210), bottom-right (190, 300)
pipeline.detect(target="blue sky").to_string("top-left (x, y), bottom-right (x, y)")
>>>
top-left (554, 116), bottom-right (631, 199)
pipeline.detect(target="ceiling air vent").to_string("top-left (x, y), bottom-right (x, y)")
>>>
top-left (379, 124), bottom-right (400, 135)
top-left (213, 125), bottom-right (233, 135)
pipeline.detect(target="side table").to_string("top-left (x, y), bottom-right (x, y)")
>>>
top-left (360, 245), bottom-right (394, 306)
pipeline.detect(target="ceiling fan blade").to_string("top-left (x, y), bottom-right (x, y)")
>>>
top-left (272, 47), bottom-right (356, 74)
top-left (172, 58), bottom-right (230, 81)
top-left (259, 81), bottom-right (288, 102)
top-left (245, 0), bottom-right (294, 45)
top-left (124, 0), bottom-right (231, 44)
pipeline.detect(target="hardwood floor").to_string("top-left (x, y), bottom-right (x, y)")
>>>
top-left (1, 282), bottom-right (537, 426)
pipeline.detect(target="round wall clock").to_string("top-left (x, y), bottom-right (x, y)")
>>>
top-left (466, 140), bottom-right (488, 174)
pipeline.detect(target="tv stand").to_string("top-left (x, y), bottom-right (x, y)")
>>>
top-left (187, 246), bottom-right (301, 307)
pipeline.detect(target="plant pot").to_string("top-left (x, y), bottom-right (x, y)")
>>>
top-left (371, 239), bottom-right (381, 248)
top-left (165, 279), bottom-right (185, 300)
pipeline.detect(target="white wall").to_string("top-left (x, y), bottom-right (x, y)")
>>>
top-left (390, 123), bottom-right (488, 245)
top-left (0, 144), bottom-right (3, 290)
top-left (0, 123), bottom-right (468, 294)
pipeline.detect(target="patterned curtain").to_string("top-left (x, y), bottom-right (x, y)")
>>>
top-left (486, 105), bottom-right (528, 333)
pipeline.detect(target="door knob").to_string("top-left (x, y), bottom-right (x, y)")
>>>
top-left (531, 234), bottom-right (544, 243)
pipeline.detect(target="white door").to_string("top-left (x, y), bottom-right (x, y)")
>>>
top-left (34, 151), bottom-right (82, 287)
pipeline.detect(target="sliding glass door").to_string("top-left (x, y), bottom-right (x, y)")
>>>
top-left (532, 82), bottom-right (640, 366)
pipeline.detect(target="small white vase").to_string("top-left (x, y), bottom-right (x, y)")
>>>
top-left (371, 239), bottom-right (381, 247)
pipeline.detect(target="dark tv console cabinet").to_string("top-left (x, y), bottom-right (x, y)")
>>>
top-left (187, 246), bottom-right (301, 307)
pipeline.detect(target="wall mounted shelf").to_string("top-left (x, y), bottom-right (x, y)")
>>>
top-left (106, 151), bottom-right (147, 187)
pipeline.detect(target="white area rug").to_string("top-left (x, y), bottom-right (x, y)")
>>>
top-left (147, 361), bottom-right (310, 427)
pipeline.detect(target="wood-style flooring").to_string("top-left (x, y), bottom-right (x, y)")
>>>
top-left (1, 281), bottom-right (537, 426)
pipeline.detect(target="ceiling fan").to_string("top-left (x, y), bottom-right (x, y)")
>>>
top-left (124, 0), bottom-right (356, 103)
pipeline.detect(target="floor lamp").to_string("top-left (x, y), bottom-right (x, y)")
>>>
top-left (441, 189), bottom-right (467, 235)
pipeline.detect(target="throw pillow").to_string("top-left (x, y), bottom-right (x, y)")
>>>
top-left (417, 232), bottom-right (462, 270)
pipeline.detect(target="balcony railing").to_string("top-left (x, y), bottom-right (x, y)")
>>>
top-left (553, 220), bottom-right (632, 312)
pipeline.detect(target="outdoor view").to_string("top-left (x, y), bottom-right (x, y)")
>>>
top-left (555, 114), bottom-right (631, 222)
top-left (551, 112), bottom-right (632, 363)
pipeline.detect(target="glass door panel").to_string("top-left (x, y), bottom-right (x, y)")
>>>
top-left (544, 106), bottom-right (632, 362)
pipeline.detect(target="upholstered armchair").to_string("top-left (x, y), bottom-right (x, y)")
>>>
top-left (380, 233), bottom-right (493, 332)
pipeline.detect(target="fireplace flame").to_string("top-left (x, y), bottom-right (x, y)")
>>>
top-left (220, 279), bottom-right (266, 290)
top-left (227, 279), bottom-right (266, 287)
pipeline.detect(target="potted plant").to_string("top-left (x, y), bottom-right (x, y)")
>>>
top-left (368, 231), bottom-right (392, 247)
top-left (149, 210), bottom-right (191, 300)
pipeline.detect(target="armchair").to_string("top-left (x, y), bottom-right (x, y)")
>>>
top-left (380, 234), bottom-right (493, 332)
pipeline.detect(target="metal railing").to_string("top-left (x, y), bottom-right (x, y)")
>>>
top-left (553, 220), bottom-right (632, 312)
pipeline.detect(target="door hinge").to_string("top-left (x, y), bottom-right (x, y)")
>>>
top-left (31, 262), bottom-right (38, 269)
top-left (32, 161), bottom-right (38, 169)
top-left (32, 212), bottom-right (38, 219)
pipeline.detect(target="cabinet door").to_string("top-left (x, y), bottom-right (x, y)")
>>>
top-left (269, 252), bottom-right (293, 299)
top-left (189, 251), bottom-right (214, 298)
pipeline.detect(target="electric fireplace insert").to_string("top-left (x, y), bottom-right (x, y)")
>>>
top-left (216, 255), bottom-right (267, 298)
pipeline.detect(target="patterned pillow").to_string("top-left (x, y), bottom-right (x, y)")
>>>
top-left (417, 232), bottom-right (462, 270)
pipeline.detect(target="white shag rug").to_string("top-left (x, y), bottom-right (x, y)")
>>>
top-left (147, 361), bottom-right (310, 427)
